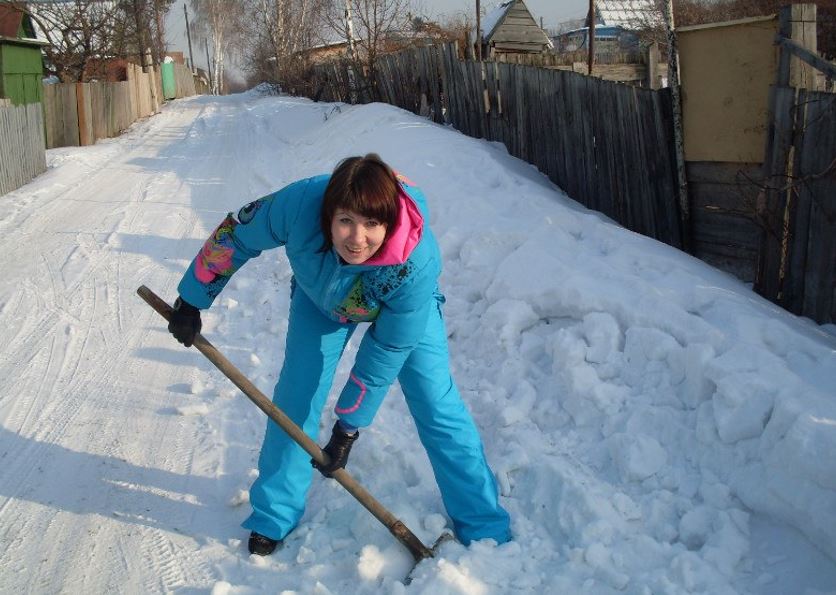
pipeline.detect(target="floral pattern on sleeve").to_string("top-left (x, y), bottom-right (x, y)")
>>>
top-left (194, 214), bottom-right (240, 297)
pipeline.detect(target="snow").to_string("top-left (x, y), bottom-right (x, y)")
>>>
top-left (480, 2), bottom-right (513, 40)
top-left (1, 90), bottom-right (835, 594)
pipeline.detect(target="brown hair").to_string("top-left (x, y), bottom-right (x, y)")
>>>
top-left (320, 153), bottom-right (400, 251)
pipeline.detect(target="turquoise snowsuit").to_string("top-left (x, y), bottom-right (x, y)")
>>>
top-left (177, 173), bottom-right (511, 545)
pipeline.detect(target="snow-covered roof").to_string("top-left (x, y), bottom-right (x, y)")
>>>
top-left (597, 0), bottom-right (663, 30)
top-left (480, 1), bottom-right (514, 41)
top-left (473, 0), bottom-right (553, 50)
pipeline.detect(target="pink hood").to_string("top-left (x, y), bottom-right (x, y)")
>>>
top-left (364, 187), bottom-right (424, 266)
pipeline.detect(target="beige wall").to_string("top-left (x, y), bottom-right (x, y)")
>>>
top-left (679, 16), bottom-right (778, 163)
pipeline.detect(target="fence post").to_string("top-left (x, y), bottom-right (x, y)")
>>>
top-left (76, 82), bottom-right (92, 146)
top-left (789, 3), bottom-right (818, 89)
top-left (647, 42), bottom-right (660, 90)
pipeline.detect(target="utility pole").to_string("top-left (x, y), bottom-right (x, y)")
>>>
top-left (476, 0), bottom-right (482, 61)
top-left (587, 0), bottom-right (596, 75)
top-left (184, 3), bottom-right (195, 73)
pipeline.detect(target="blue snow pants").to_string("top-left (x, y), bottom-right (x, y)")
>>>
top-left (242, 286), bottom-right (511, 546)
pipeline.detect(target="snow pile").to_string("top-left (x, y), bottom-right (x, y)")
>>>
top-left (1, 92), bottom-right (834, 594)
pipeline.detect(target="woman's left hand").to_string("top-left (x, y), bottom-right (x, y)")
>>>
top-left (312, 422), bottom-right (359, 477)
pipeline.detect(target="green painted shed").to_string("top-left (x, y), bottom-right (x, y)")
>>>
top-left (0, 6), bottom-right (47, 106)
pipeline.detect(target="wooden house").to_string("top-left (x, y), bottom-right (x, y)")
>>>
top-left (0, 6), bottom-right (48, 106)
top-left (477, 0), bottom-right (553, 57)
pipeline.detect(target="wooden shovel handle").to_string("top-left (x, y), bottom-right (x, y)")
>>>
top-left (137, 285), bottom-right (433, 561)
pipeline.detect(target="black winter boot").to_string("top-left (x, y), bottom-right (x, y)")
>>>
top-left (248, 531), bottom-right (281, 556)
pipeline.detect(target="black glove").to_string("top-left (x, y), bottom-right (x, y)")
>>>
top-left (312, 422), bottom-right (359, 477)
top-left (168, 297), bottom-right (202, 347)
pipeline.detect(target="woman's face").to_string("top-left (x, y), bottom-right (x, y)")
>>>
top-left (331, 209), bottom-right (387, 264)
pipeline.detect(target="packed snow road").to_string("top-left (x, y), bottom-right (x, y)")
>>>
top-left (0, 91), bottom-right (834, 594)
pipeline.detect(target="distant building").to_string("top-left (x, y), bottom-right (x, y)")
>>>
top-left (596, 0), bottom-right (663, 30)
top-left (296, 39), bottom-right (356, 65)
top-left (475, 0), bottom-right (553, 57)
top-left (552, 26), bottom-right (640, 53)
top-left (550, 0), bottom-right (658, 54)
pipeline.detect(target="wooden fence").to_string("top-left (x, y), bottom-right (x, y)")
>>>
top-left (754, 5), bottom-right (836, 324)
top-left (756, 88), bottom-right (836, 323)
top-left (313, 44), bottom-right (683, 249)
top-left (0, 103), bottom-right (46, 196)
top-left (492, 47), bottom-right (666, 87)
top-left (43, 64), bottom-right (159, 148)
top-left (43, 83), bottom-right (79, 148)
top-left (42, 62), bottom-right (201, 149)
top-left (173, 62), bottom-right (197, 98)
top-left (310, 33), bottom-right (835, 322)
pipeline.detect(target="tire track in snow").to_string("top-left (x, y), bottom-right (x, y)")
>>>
top-left (0, 95), bottom-right (306, 592)
top-left (0, 99), bottom-right (218, 592)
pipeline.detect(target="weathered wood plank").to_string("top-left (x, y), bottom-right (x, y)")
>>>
top-left (0, 103), bottom-right (46, 197)
top-left (798, 91), bottom-right (836, 321)
top-left (755, 85), bottom-right (798, 300)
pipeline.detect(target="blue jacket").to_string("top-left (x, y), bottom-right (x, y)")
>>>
top-left (177, 174), bottom-right (442, 427)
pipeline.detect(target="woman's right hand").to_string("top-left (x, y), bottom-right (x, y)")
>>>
top-left (168, 297), bottom-right (202, 347)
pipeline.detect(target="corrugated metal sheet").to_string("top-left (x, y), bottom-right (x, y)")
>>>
top-left (597, 0), bottom-right (663, 30)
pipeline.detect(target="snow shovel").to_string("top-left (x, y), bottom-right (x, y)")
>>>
top-left (137, 285), bottom-right (449, 566)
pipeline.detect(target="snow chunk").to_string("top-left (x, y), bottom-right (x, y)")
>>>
top-left (436, 559), bottom-right (489, 595)
top-left (609, 433), bottom-right (667, 481)
top-left (228, 489), bottom-right (249, 507)
top-left (682, 343), bottom-right (716, 408)
top-left (582, 311), bottom-right (622, 364)
top-left (357, 544), bottom-right (386, 580)
top-left (210, 582), bottom-right (232, 595)
top-left (679, 505), bottom-right (714, 549)
top-left (584, 542), bottom-right (630, 590)
top-left (499, 380), bottom-right (536, 426)
top-left (480, 298), bottom-right (540, 350)
top-left (711, 372), bottom-right (776, 443)
top-left (423, 513), bottom-right (448, 535)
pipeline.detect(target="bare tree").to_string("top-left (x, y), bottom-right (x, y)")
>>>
top-left (12, 1), bottom-right (124, 82)
top-left (111, 0), bottom-right (175, 67)
top-left (321, 0), bottom-right (415, 99)
top-left (239, 0), bottom-right (326, 90)
top-left (10, 1), bottom-right (175, 81)
top-left (630, 0), bottom-right (835, 58)
top-left (190, 0), bottom-right (246, 94)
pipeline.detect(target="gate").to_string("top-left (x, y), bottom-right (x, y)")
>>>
top-left (755, 5), bottom-right (836, 324)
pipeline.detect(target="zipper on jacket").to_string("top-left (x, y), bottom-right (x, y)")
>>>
top-left (321, 249), bottom-right (345, 310)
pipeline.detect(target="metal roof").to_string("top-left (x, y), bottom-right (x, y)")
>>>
top-left (597, 0), bottom-right (663, 30)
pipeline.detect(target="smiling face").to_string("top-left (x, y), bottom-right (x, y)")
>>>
top-left (330, 209), bottom-right (388, 264)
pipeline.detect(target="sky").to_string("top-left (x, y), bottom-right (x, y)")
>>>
top-left (1, 88), bottom-right (835, 593)
top-left (165, 3), bottom-right (212, 75)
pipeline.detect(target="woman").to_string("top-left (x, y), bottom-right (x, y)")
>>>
top-left (168, 154), bottom-right (511, 556)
